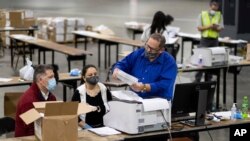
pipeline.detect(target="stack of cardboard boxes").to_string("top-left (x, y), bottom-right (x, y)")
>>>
top-left (37, 17), bottom-right (85, 43)
top-left (0, 9), bottom-right (36, 47)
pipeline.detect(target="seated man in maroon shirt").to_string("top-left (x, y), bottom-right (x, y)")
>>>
top-left (15, 65), bottom-right (57, 137)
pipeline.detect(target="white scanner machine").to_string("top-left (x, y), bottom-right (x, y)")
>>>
top-left (103, 90), bottom-right (171, 134)
top-left (190, 46), bottom-right (229, 67)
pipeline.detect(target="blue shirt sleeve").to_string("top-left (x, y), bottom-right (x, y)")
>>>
top-left (114, 48), bottom-right (177, 101)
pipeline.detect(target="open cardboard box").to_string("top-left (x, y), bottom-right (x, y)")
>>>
top-left (247, 44), bottom-right (250, 61)
top-left (20, 101), bottom-right (96, 141)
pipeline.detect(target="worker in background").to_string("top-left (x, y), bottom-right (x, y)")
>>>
top-left (195, 0), bottom-right (224, 82)
top-left (15, 65), bottom-right (57, 137)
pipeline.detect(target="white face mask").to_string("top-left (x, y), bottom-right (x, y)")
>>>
top-left (209, 10), bottom-right (216, 16)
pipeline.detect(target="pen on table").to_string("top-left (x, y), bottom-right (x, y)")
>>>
top-left (213, 114), bottom-right (222, 119)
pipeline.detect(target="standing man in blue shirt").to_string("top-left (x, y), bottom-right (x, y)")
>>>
top-left (112, 33), bottom-right (177, 101)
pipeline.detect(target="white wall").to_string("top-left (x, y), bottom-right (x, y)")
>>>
top-left (0, 0), bottom-right (211, 36)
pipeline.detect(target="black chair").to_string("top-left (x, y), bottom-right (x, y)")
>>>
top-left (12, 39), bottom-right (32, 70)
top-left (0, 117), bottom-right (15, 136)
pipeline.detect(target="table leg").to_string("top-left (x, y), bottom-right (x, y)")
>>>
top-left (223, 68), bottom-right (227, 106)
top-left (98, 41), bottom-right (101, 67)
top-left (233, 67), bottom-right (237, 103)
top-left (216, 69), bottom-right (221, 109)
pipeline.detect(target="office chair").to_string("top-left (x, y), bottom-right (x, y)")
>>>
top-left (0, 117), bottom-right (15, 136)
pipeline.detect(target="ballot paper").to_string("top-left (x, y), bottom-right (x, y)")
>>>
top-left (141, 98), bottom-right (169, 112)
top-left (111, 90), bottom-right (169, 112)
top-left (166, 37), bottom-right (179, 44)
top-left (88, 126), bottom-right (121, 136)
top-left (11, 34), bottom-right (35, 40)
top-left (111, 90), bottom-right (143, 102)
top-left (0, 77), bottom-right (12, 82)
top-left (116, 69), bottom-right (138, 85)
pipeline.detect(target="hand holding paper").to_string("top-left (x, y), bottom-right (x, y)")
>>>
top-left (113, 68), bottom-right (138, 85)
top-left (130, 82), bottom-right (143, 92)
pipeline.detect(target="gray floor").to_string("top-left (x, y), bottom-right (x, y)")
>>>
top-left (1, 0), bottom-right (250, 140)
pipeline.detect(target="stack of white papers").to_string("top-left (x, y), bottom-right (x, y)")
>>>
top-left (12, 34), bottom-right (35, 40)
top-left (111, 90), bottom-right (143, 102)
top-left (116, 69), bottom-right (138, 85)
top-left (88, 126), bottom-right (121, 136)
top-left (0, 77), bottom-right (12, 82)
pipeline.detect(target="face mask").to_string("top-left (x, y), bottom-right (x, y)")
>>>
top-left (86, 76), bottom-right (99, 85)
top-left (145, 50), bottom-right (159, 59)
top-left (209, 10), bottom-right (216, 16)
top-left (47, 78), bottom-right (57, 91)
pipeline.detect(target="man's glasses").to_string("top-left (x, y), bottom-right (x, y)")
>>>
top-left (145, 44), bottom-right (160, 52)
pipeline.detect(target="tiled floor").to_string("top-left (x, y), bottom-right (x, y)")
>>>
top-left (1, 0), bottom-right (250, 140)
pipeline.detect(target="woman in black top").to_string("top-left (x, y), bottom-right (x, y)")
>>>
top-left (72, 64), bottom-right (112, 128)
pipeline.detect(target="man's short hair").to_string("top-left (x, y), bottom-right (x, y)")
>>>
top-left (210, 0), bottom-right (219, 5)
top-left (149, 33), bottom-right (166, 48)
top-left (33, 65), bottom-right (54, 82)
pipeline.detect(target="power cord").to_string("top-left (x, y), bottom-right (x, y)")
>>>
top-left (205, 125), bottom-right (214, 141)
top-left (160, 110), bottom-right (172, 141)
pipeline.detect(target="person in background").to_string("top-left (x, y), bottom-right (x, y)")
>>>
top-left (72, 64), bottom-right (112, 129)
top-left (15, 65), bottom-right (57, 137)
top-left (165, 14), bottom-right (176, 37)
top-left (141, 11), bottom-right (169, 43)
top-left (195, 0), bottom-right (224, 82)
top-left (165, 14), bottom-right (174, 27)
top-left (113, 33), bottom-right (177, 101)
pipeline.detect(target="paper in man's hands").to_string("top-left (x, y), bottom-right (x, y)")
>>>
top-left (116, 69), bottom-right (138, 85)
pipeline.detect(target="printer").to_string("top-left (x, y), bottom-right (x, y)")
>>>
top-left (103, 91), bottom-right (171, 134)
top-left (190, 46), bottom-right (229, 67)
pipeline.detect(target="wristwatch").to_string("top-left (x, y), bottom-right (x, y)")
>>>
top-left (141, 84), bottom-right (147, 93)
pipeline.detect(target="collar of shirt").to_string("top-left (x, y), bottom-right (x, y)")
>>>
top-left (140, 48), bottom-right (165, 64)
top-left (40, 90), bottom-right (49, 100)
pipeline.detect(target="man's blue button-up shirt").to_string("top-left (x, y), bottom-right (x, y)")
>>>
top-left (114, 48), bottom-right (177, 101)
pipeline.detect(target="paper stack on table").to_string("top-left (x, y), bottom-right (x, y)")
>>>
top-left (88, 126), bottom-right (121, 136)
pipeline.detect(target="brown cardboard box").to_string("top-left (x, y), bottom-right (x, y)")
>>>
top-left (9, 11), bottom-right (24, 27)
top-left (0, 12), bottom-right (6, 27)
top-left (247, 44), bottom-right (250, 61)
top-left (23, 18), bottom-right (36, 28)
top-left (20, 102), bottom-right (95, 141)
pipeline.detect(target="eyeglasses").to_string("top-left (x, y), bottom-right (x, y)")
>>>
top-left (145, 44), bottom-right (160, 52)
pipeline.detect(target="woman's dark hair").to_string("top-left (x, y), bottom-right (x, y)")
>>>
top-left (150, 11), bottom-right (166, 35)
top-left (165, 14), bottom-right (174, 26)
top-left (81, 64), bottom-right (97, 84)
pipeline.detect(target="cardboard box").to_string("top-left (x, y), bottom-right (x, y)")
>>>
top-left (20, 102), bottom-right (95, 141)
top-left (23, 18), bottom-right (36, 28)
top-left (4, 92), bottom-right (23, 119)
top-left (0, 11), bottom-right (7, 27)
top-left (48, 32), bottom-right (64, 42)
top-left (247, 44), bottom-right (250, 61)
top-left (9, 11), bottom-right (24, 27)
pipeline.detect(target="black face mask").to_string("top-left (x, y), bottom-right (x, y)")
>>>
top-left (86, 76), bottom-right (99, 85)
top-left (145, 51), bottom-right (159, 59)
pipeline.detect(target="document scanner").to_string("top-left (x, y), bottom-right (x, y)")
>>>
top-left (103, 91), bottom-right (171, 134)
top-left (190, 47), bottom-right (229, 67)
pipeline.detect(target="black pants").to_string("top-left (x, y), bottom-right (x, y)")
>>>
top-left (195, 37), bottom-right (218, 82)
